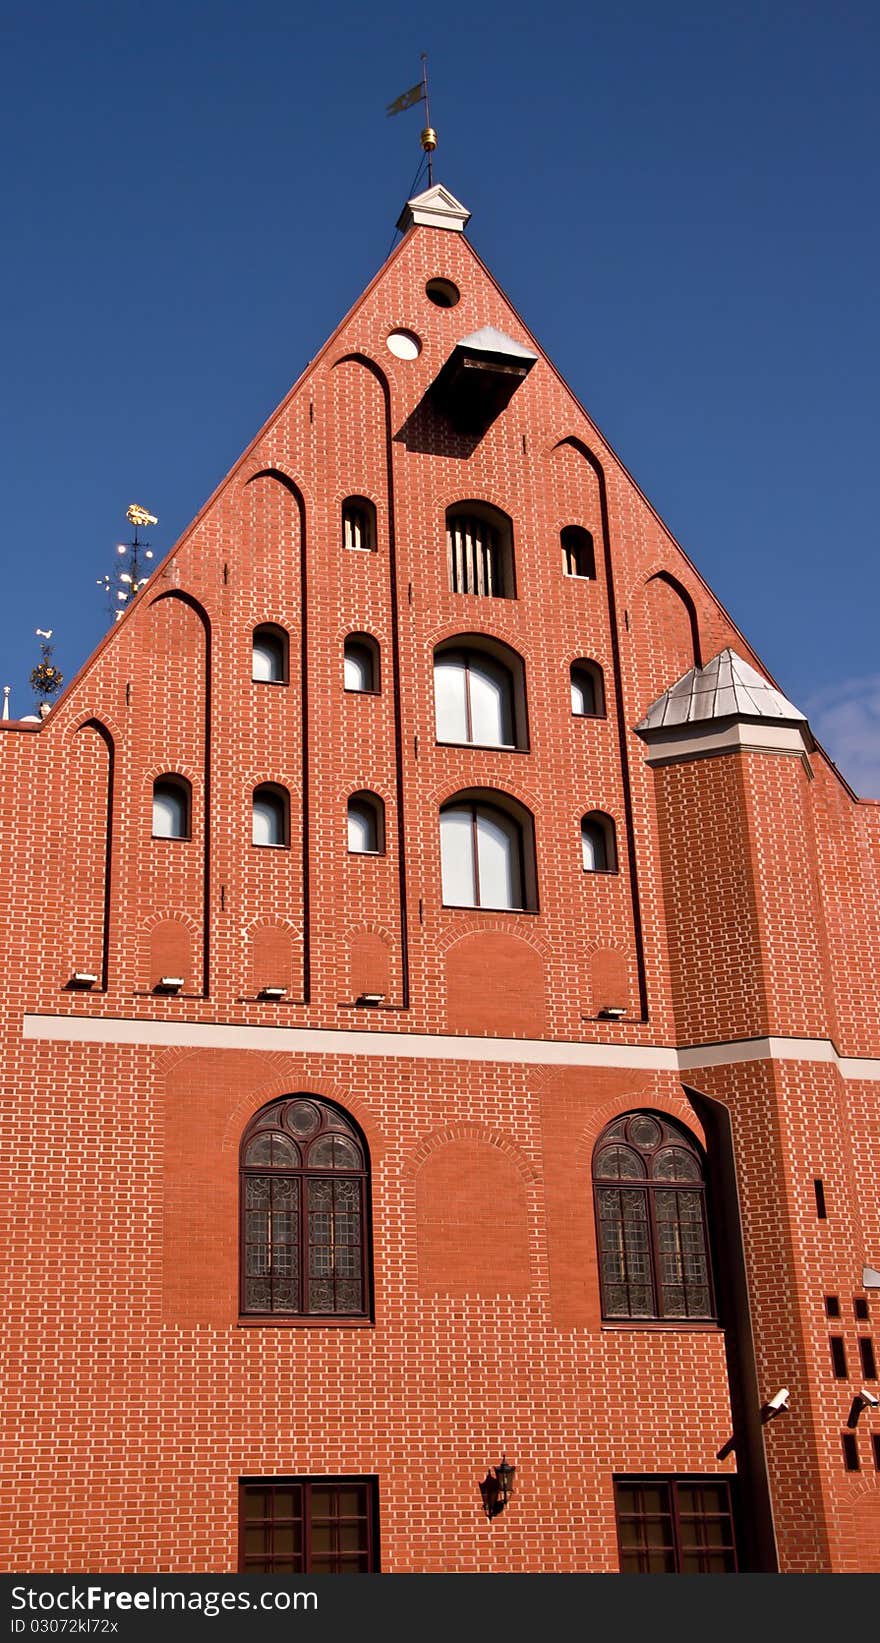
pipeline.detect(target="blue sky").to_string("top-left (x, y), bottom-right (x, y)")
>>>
top-left (2, 0), bottom-right (878, 791)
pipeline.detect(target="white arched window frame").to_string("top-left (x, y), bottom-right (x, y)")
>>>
top-left (347, 793), bottom-right (384, 855)
top-left (253, 786), bottom-right (289, 848)
top-left (439, 798), bottom-right (533, 911)
top-left (581, 812), bottom-right (616, 873)
top-left (434, 648), bottom-right (516, 747)
top-left (252, 626), bottom-right (288, 683)
top-left (344, 637), bottom-right (379, 694)
top-left (152, 777), bottom-right (191, 840)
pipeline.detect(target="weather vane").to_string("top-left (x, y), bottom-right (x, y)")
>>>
top-left (98, 504), bottom-right (156, 622)
top-left (30, 628), bottom-right (63, 715)
top-left (387, 53), bottom-right (437, 186)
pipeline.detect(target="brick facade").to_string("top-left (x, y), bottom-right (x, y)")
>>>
top-left (1, 191), bottom-right (878, 1572)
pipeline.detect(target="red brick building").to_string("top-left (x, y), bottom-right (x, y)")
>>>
top-left (2, 182), bottom-right (878, 1574)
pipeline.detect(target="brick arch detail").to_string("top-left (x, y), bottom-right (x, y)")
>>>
top-left (426, 775), bottom-right (544, 814)
top-left (63, 709), bottom-right (123, 748)
top-left (234, 459), bottom-right (315, 514)
top-left (221, 1075), bottom-right (386, 1164)
top-left (141, 907), bottom-right (201, 936)
top-left (425, 617), bottom-right (534, 662)
top-left (403, 1124), bottom-right (539, 1184)
top-left (344, 920), bottom-right (395, 948)
top-left (575, 1086), bottom-right (709, 1176)
top-left (433, 917), bottom-right (551, 959)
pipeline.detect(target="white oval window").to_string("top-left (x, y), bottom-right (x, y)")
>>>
top-left (386, 329), bottom-right (421, 360)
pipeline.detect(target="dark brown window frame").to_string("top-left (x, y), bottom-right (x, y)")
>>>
top-left (239, 1476), bottom-right (380, 1573)
top-left (593, 1112), bottom-right (716, 1324)
top-left (613, 1475), bottom-right (739, 1573)
top-left (240, 1096), bottom-right (371, 1323)
top-left (252, 624), bottom-right (289, 685)
top-left (342, 496), bottom-right (378, 553)
top-left (446, 505), bottom-right (516, 600)
top-left (570, 659), bottom-right (606, 719)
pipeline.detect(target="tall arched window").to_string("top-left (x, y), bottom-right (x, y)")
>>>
top-left (152, 776), bottom-right (191, 840)
top-left (561, 526), bottom-right (596, 579)
top-left (446, 504), bottom-right (514, 599)
top-left (342, 497), bottom-right (377, 552)
top-left (252, 785), bottom-right (289, 847)
top-left (581, 811), bottom-right (616, 872)
top-left (347, 792), bottom-right (384, 854)
top-left (241, 1096), bottom-right (369, 1318)
top-left (434, 641), bottom-right (525, 748)
top-left (343, 635), bottom-right (379, 694)
top-left (439, 791), bottom-right (536, 910)
top-left (252, 625), bottom-right (288, 683)
top-left (593, 1113), bottom-right (715, 1321)
top-left (570, 661), bottom-right (605, 717)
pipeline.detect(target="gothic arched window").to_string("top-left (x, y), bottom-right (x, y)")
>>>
top-left (593, 1113), bottom-right (715, 1321)
top-left (241, 1097), bottom-right (369, 1319)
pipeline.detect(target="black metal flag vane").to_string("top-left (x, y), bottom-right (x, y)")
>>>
top-left (387, 53), bottom-right (437, 186)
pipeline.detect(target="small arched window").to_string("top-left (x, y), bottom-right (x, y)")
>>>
top-left (446, 504), bottom-right (514, 599)
top-left (593, 1113), bottom-right (715, 1321)
top-left (581, 811), bottom-right (616, 873)
top-left (570, 661), bottom-right (605, 717)
top-left (342, 497), bottom-right (377, 553)
top-left (347, 792), bottom-right (384, 855)
top-left (561, 526), bottom-right (596, 579)
top-left (241, 1096), bottom-right (369, 1318)
top-left (434, 642), bottom-right (525, 748)
top-left (344, 636), bottom-right (379, 694)
top-left (252, 625), bottom-right (288, 683)
top-left (439, 791), bottom-right (536, 910)
top-left (253, 785), bottom-right (289, 848)
top-left (152, 776), bottom-right (191, 840)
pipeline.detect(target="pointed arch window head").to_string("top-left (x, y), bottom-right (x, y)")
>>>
top-left (252, 625), bottom-right (288, 684)
top-left (342, 497), bottom-right (377, 553)
top-left (253, 784), bottom-right (289, 848)
top-left (561, 526), bottom-right (596, 579)
top-left (152, 776), bottom-right (191, 840)
top-left (446, 504), bottom-right (515, 599)
top-left (581, 811), bottom-right (617, 873)
top-left (347, 792), bottom-right (385, 855)
top-left (570, 661), bottom-right (605, 718)
top-left (344, 636), bottom-right (380, 694)
top-left (439, 791), bottom-right (536, 911)
top-left (241, 1096), bottom-right (370, 1319)
top-left (593, 1113), bottom-right (715, 1322)
top-left (434, 640), bottom-right (527, 749)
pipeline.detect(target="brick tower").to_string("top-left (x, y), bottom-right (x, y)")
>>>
top-left (1, 182), bottom-right (878, 1573)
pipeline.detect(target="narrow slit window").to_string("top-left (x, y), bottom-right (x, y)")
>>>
top-left (858, 1337), bottom-right (877, 1381)
top-left (842, 1433), bottom-right (860, 1472)
top-left (854, 1297), bottom-right (870, 1321)
top-left (830, 1336), bottom-right (848, 1379)
top-left (814, 1178), bottom-right (827, 1219)
top-left (825, 1295), bottom-right (841, 1318)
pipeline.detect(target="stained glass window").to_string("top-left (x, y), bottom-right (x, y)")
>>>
top-left (594, 1113), bottom-right (715, 1321)
top-left (241, 1098), bottom-right (369, 1318)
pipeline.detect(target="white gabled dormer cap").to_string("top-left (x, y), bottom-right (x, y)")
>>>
top-left (397, 183), bottom-right (472, 234)
top-left (637, 649), bottom-right (807, 732)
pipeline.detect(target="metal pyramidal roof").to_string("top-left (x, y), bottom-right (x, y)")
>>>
top-left (637, 649), bottom-right (806, 732)
top-left (455, 325), bottom-right (538, 362)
